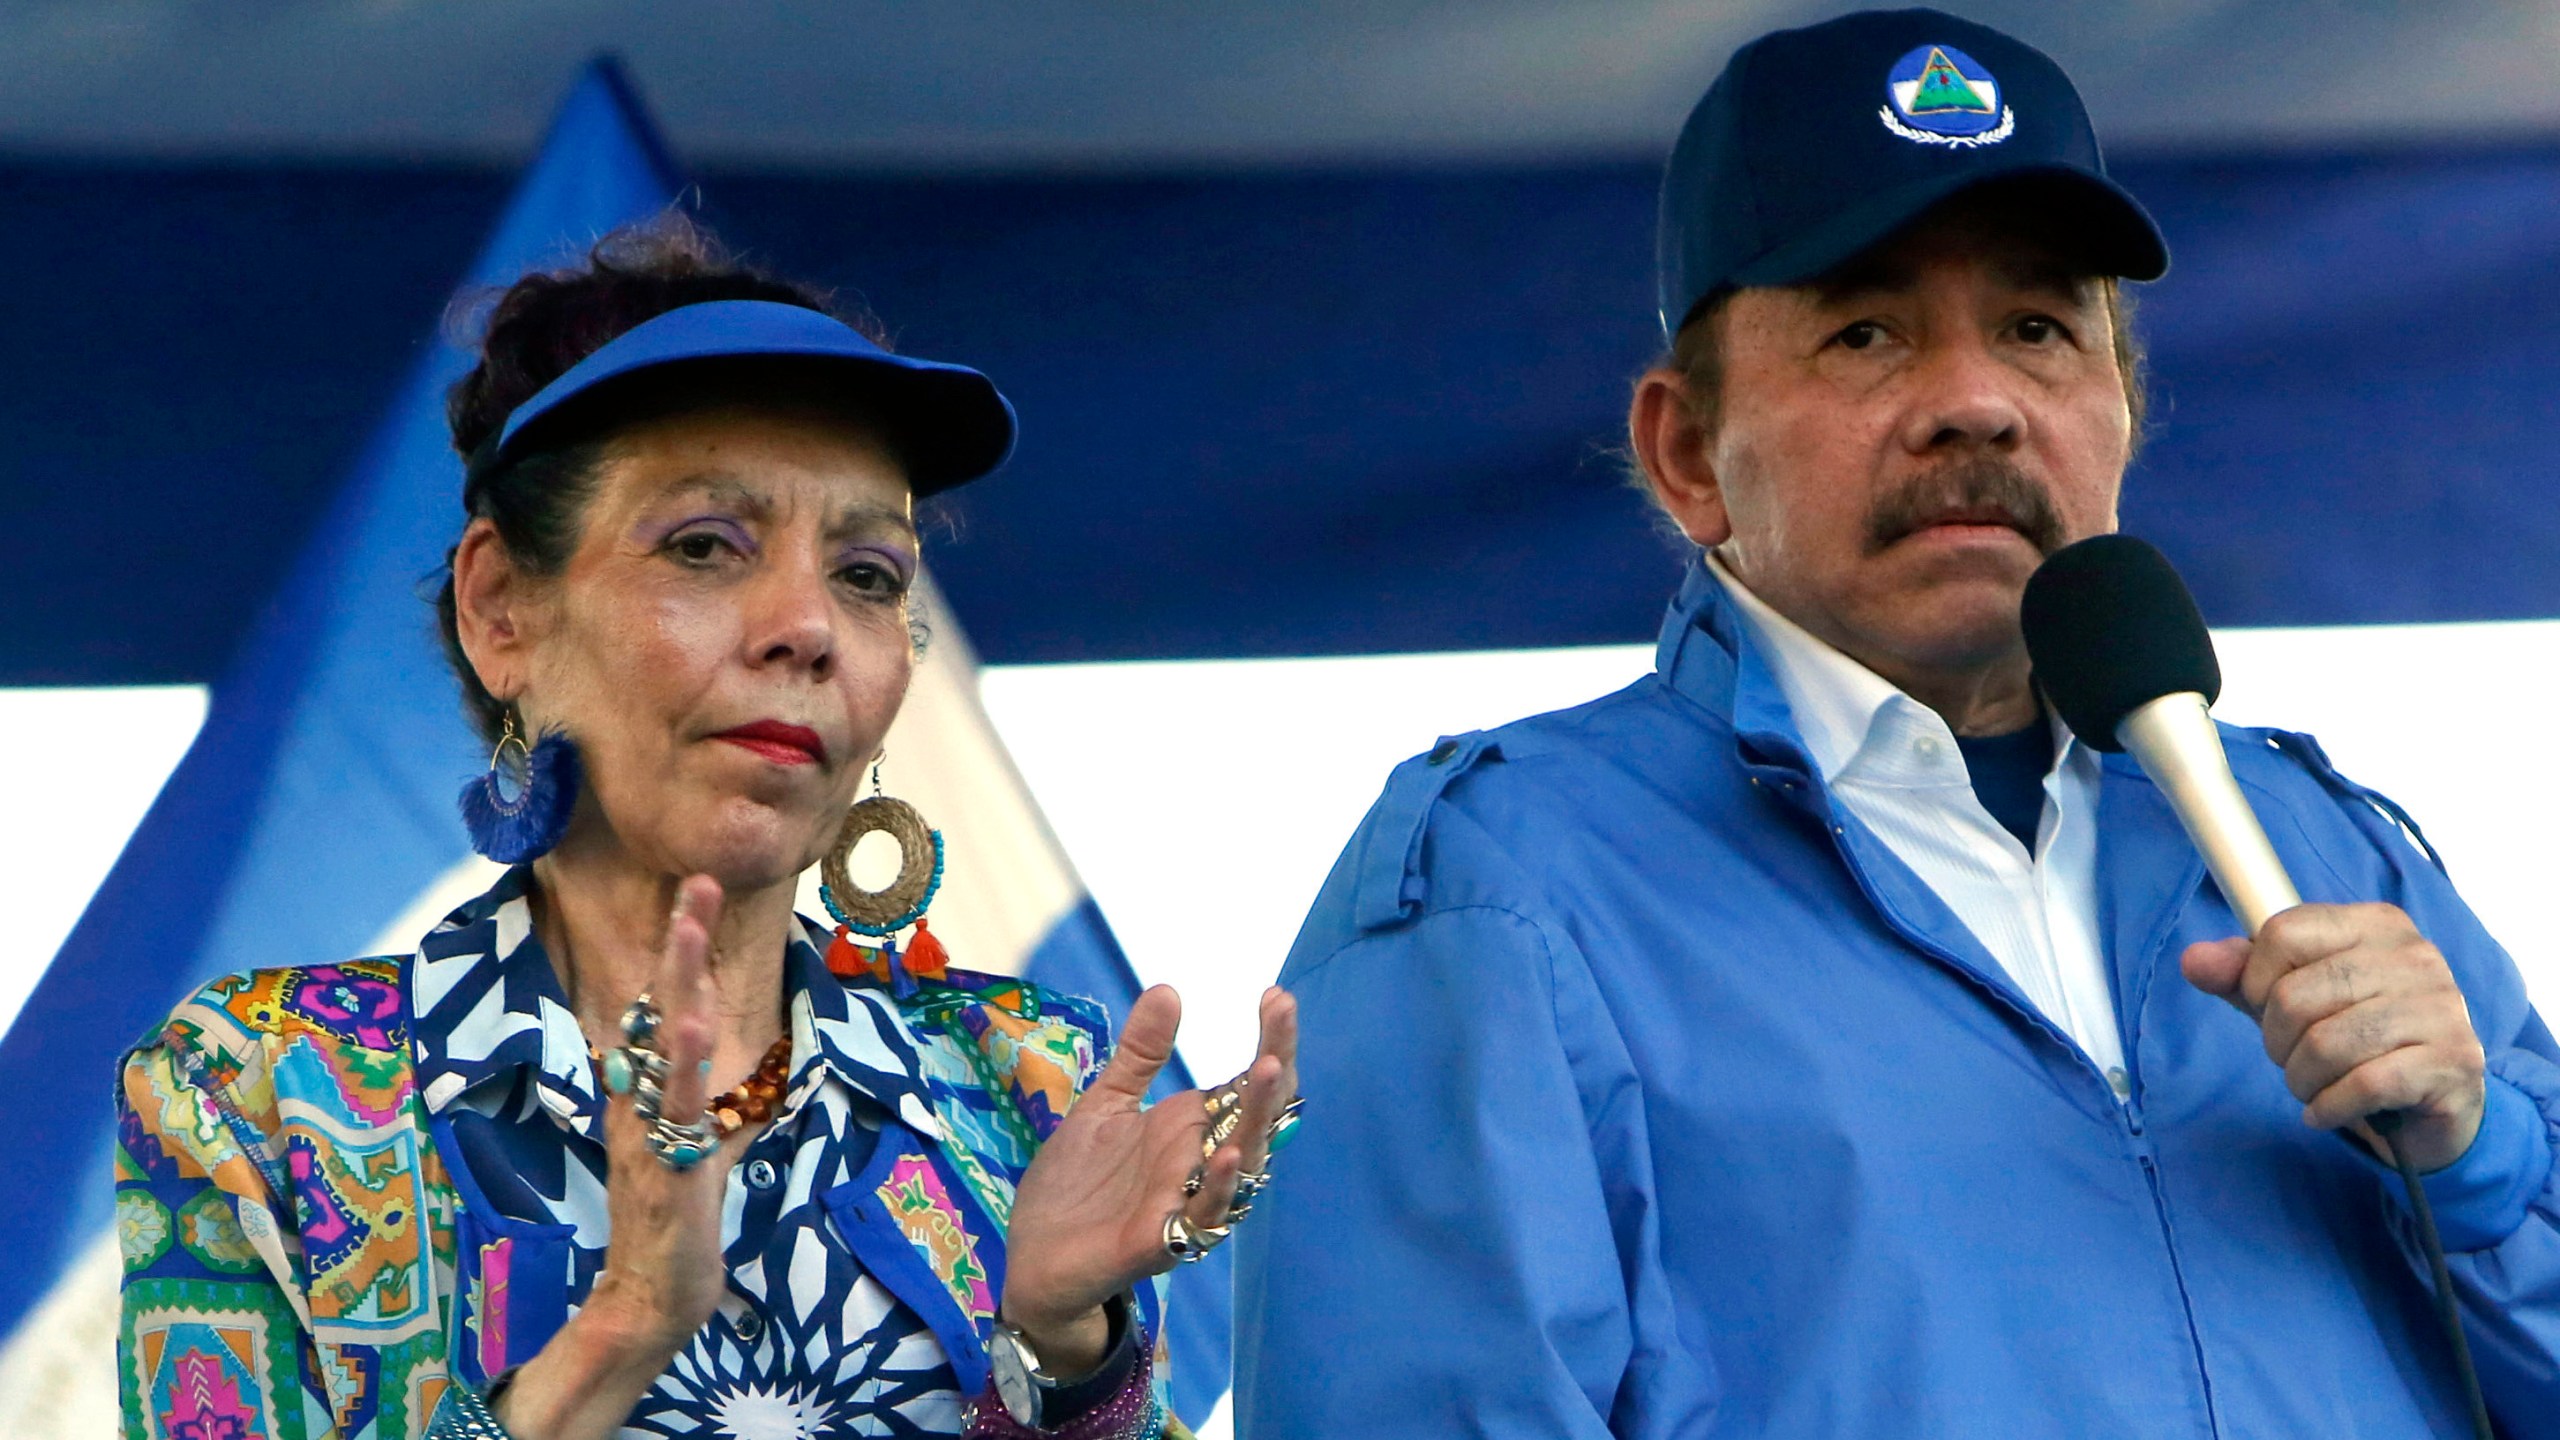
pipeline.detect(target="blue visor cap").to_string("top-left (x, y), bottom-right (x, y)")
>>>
top-left (1658, 7), bottom-right (2166, 337)
top-left (488, 299), bottom-right (1017, 496)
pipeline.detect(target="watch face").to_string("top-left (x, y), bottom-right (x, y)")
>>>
top-left (991, 1329), bottom-right (1041, 1427)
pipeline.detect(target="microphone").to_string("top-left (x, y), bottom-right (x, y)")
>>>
top-left (2021, 534), bottom-right (2492, 1440)
top-left (2020, 533), bottom-right (2299, 935)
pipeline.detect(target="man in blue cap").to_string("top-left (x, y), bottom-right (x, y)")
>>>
top-left (1236, 10), bottom-right (2560, 1436)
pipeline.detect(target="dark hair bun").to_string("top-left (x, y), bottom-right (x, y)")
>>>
top-left (444, 212), bottom-right (880, 459)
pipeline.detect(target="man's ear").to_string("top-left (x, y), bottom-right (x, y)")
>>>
top-left (1628, 366), bottom-right (1732, 548)
top-left (451, 518), bottom-right (535, 704)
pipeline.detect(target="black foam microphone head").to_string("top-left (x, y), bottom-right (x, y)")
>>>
top-left (2019, 534), bottom-right (2221, 752)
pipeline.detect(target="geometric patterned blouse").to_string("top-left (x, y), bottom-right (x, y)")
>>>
top-left (114, 866), bottom-right (1178, 1438)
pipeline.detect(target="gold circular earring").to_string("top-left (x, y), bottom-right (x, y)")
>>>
top-left (819, 756), bottom-right (944, 936)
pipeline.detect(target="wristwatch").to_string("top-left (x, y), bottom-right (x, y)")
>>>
top-left (990, 1289), bottom-right (1136, 1428)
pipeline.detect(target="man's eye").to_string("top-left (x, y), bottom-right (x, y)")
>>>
top-left (2016, 315), bottom-right (2065, 344)
top-left (1835, 321), bottom-right (1885, 351)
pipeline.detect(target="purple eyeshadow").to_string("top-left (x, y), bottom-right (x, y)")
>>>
top-left (650, 514), bottom-right (754, 549)
top-left (843, 543), bottom-right (916, 584)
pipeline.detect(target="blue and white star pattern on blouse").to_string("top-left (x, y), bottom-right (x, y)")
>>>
top-left (410, 868), bottom-right (968, 1437)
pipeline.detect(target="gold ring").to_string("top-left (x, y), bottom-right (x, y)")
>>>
top-left (1162, 1211), bottom-right (1229, 1263)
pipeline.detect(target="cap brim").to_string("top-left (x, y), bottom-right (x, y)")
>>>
top-left (1728, 164), bottom-right (2167, 296)
top-left (528, 352), bottom-right (1019, 499)
top-left (491, 299), bottom-right (1018, 497)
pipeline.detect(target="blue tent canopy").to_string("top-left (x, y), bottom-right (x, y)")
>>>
top-left (8, 140), bottom-right (2560, 691)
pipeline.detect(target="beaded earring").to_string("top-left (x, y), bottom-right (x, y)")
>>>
top-left (819, 755), bottom-right (948, 994)
top-left (456, 709), bottom-right (583, 863)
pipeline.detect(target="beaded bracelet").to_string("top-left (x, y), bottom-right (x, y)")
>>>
top-left (964, 1341), bottom-right (1166, 1440)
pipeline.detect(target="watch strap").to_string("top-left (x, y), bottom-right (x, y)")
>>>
top-left (1034, 1290), bottom-right (1142, 1424)
top-left (974, 1291), bottom-right (1155, 1437)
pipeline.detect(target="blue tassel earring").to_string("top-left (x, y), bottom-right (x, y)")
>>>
top-left (458, 709), bottom-right (582, 863)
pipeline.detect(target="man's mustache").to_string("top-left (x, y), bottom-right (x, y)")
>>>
top-left (1863, 458), bottom-right (2066, 557)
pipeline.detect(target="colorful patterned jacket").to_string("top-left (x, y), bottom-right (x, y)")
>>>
top-left (114, 870), bottom-right (1180, 1438)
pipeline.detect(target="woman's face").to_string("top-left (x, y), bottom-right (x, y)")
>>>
top-left (509, 402), bottom-right (918, 893)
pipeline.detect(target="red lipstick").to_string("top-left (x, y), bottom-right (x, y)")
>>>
top-left (712, 720), bottom-right (827, 767)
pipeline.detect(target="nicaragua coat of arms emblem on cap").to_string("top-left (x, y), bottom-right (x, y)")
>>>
top-left (1880, 43), bottom-right (2014, 148)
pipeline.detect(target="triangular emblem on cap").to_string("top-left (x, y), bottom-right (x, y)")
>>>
top-left (1882, 42), bottom-right (2014, 148)
top-left (1909, 48), bottom-right (1992, 115)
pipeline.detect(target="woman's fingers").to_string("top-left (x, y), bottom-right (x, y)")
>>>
top-left (1257, 986), bottom-right (1300, 1119)
top-left (1259, 986), bottom-right (1299, 1071)
top-left (652, 876), bottom-right (723, 1126)
top-left (1181, 1140), bottom-right (1245, 1235)
top-left (1087, 984), bottom-right (1182, 1107)
top-left (1230, 988), bottom-right (1300, 1173)
top-left (1179, 989), bottom-right (1302, 1235)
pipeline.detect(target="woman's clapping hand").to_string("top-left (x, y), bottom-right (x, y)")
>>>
top-left (999, 983), bottom-right (1300, 1373)
top-left (580, 875), bottom-right (738, 1349)
top-left (493, 876), bottom-right (741, 1440)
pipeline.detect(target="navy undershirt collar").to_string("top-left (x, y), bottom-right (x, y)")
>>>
top-left (1954, 716), bottom-right (2056, 853)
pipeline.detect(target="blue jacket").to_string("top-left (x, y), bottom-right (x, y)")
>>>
top-left (1235, 557), bottom-right (2560, 1438)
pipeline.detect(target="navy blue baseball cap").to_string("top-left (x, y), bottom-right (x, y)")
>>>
top-left (1657, 8), bottom-right (2166, 337)
top-left (477, 298), bottom-right (1017, 497)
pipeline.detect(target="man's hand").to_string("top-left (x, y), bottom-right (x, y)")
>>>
top-left (2183, 902), bottom-right (2486, 1173)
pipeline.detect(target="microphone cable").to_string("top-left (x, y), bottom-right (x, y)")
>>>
top-left (2371, 1110), bottom-right (2493, 1440)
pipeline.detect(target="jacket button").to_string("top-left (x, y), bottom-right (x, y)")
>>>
top-left (746, 1158), bottom-right (779, 1190)
top-left (1426, 740), bottom-right (1459, 765)
top-left (735, 1310), bottom-right (762, 1340)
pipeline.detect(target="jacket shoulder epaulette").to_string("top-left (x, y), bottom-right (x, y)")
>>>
top-left (1350, 730), bottom-right (1511, 932)
top-left (2237, 723), bottom-right (2447, 874)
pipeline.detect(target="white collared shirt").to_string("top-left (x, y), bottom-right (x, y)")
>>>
top-left (1711, 553), bottom-right (2130, 1091)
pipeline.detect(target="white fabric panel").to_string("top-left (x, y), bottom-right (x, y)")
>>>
top-left (0, 685), bottom-right (207, 1042)
top-left (0, 1233), bottom-right (115, 1436)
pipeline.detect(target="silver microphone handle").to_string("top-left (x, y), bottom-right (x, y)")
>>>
top-left (2115, 692), bottom-right (2301, 937)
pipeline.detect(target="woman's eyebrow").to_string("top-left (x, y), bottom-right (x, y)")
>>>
top-left (828, 502), bottom-right (919, 544)
top-left (654, 473), bottom-right (773, 517)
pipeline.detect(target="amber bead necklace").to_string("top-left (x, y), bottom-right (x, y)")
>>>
top-left (590, 1032), bottom-right (795, 1138)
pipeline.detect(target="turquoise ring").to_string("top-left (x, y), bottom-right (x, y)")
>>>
top-left (1266, 1097), bottom-right (1306, 1155)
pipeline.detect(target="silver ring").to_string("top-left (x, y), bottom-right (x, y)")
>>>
top-left (628, 1050), bottom-right (672, 1122)
top-left (644, 1113), bottom-right (719, 1172)
top-left (1231, 1167), bottom-right (1270, 1207)
top-left (1161, 1211), bottom-right (1230, 1264)
top-left (1222, 1166), bottom-right (1272, 1226)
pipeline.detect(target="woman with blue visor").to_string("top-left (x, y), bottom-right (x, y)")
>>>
top-left (114, 218), bottom-right (1299, 1440)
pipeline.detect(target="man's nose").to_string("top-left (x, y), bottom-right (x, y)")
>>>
top-left (1898, 335), bottom-right (2026, 454)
